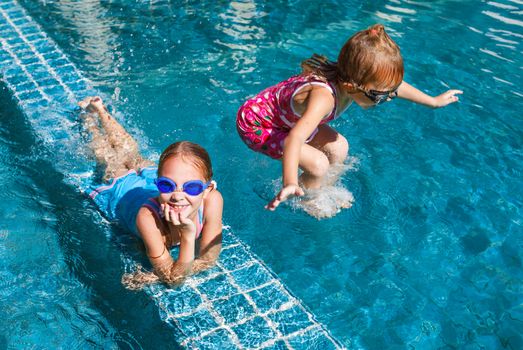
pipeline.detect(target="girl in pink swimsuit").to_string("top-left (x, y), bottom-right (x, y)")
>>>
top-left (236, 24), bottom-right (462, 216)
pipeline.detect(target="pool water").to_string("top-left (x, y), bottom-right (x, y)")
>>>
top-left (1, 0), bottom-right (522, 348)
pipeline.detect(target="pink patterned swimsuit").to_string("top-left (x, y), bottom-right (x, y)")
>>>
top-left (236, 74), bottom-right (344, 159)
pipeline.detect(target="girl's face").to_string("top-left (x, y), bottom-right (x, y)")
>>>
top-left (344, 82), bottom-right (399, 109)
top-left (350, 89), bottom-right (377, 109)
top-left (157, 156), bottom-right (211, 220)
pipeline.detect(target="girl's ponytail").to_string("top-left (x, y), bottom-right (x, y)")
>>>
top-left (300, 53), bottom-right (338, 82)
top-left (367, 23), bottom-right (385, 38)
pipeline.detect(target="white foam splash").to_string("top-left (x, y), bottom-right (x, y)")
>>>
top-left (292, 157), bottom-right (359, 219)
top-left (292, 186), bottom-right (354, 219)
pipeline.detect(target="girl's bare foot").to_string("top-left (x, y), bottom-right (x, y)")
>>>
top-left (78, 96), bottom-right (106, 114)
top-left (78, 96), bottom-right (93, 110)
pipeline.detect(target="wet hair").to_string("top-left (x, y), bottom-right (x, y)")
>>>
top-left (301, 24), bottom-right (404, 90)
top-left (158, 141), bottom-right (213, 181)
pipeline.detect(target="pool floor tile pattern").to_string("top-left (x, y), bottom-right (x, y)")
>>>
top-left (0, 1), bottom-right (344, 349)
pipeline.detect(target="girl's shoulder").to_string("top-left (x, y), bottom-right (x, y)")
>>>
top-left (299, 72), bottom-right (331, 84)
top-left (278, 73), bottom-right (329, 87)
top-left (203, 189), bottom-right (223, 217)
top-left (276, 73), bottom-right (334, 95)
top-left (137, 198), bottom-right (162, 222)
top-left (293, 73), bottom-right (335, 95)
top-left (136, 201), bottom-right (165, 235)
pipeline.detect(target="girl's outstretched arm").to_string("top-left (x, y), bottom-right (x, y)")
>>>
top-left (397, 81), bottom-right (463, 108)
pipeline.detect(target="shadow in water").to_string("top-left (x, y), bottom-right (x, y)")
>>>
top-left (0, 84), bottom-right (181, 349)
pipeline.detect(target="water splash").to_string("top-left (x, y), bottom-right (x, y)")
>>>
top-left (259, 156), bottom-right (359, 219)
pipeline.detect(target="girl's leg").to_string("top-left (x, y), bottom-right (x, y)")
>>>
top-left (298, 144), bottom-right (330, 188)
top-left (298, 124), bottom-right (349, 188)
top-left (298, 125), bottom-right (353, 218)
top-left (307, 124), bottom-right (349, 165)
top-left (82, 97), bottom-right (140, 153)
top-left (87, 122), bottom-right (120, 169)
top-left (79, 97), bottom-right (119, 169)
top-left (79, 97), bottom-right (153, 179)
top-left (306, 124), bottom-right (349, 186)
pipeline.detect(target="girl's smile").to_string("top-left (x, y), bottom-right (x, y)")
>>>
top-left (158, 156), bottom-right (210, 220)
top-left (166, 202), bottom-right (190, 214)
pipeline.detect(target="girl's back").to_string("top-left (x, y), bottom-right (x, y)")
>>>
top-left (242, 74), bottom-right (339, 129)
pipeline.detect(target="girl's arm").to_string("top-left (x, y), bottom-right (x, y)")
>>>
top-left (192, 189), bottom-right (223, 273)
top-left (136, 207), bottom-right (195, 285)
top-left (266, 86), bottom-right (335, 210)
top-left (397, 81), bottom-right (463, 108)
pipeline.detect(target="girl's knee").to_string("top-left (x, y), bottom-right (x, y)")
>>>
top-left (306, 155), bottom-right (330, 178)
top-left (327, 135), bottom-right (349, 163)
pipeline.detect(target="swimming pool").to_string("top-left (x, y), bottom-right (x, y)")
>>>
top-left (1, 0), bottom-right (522, 349)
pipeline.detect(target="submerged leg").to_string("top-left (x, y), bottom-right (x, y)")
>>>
top-left (307, 124), bottom-right (349, 185)
top-left (79, 97), bottom-right (116, 167)
top-left (298, 143), bottom-right (330, 189)
top-left (78, 96), bottom-right (153, 180)
top-left (296, 125), bottom-right (353, 218)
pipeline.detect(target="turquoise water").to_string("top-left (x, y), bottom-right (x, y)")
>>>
top-left (1, 0), bottom-right (522, 349)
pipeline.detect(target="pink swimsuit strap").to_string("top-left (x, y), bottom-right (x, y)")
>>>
top-left (271, 74), bottom-right (338, 128)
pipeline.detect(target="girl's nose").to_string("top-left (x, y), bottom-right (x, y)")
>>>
top-left (170, 190), bottom-right (185, 200)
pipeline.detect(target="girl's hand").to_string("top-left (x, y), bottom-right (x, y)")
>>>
top-left (162, 203), bottom-right (197, 239)
top-left (432, 90), bottom-right (463, 108)
top-left (265, 184), bottom-right (305, 211)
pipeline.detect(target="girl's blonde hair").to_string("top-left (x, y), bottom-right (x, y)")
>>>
top-left (158, 141), bottom-right (213, 181)
top-left (301, 24), bottom-right (404, 89)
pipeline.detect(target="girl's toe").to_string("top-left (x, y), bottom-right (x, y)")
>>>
top-left (78, 96), bottom-right (93, 109)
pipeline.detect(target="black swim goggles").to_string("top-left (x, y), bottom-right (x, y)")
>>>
top-left (355, 85), bottom-right (399, 105)
top-left (155, 177), bottom-right (211, 196)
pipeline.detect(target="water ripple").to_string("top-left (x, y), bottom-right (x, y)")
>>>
top-left (4, 0), bottom-right (523, 349)
top-left (482, 10), bottom-right (523, 27)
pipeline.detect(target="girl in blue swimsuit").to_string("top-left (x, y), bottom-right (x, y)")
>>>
top-left (79, 97), bottom-right (223, 288)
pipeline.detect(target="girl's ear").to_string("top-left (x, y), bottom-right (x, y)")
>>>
top-left (341, 81), bottom-right (358, 93)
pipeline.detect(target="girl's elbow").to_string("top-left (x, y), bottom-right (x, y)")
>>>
top-left (284, 133), bottom-right (306, 148)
